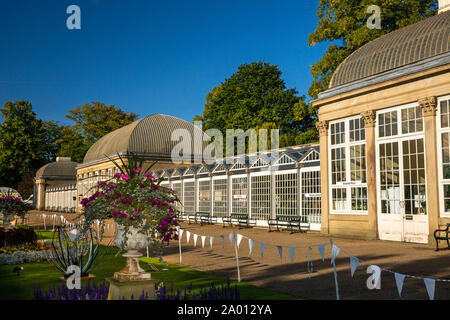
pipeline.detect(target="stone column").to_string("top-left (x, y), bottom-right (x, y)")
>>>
top-left (361, 110), bottom-right (378, 240)
top-left (316, 120), bottom-right (329, 235)
top-left (35, 178), bottom-right (46, 211)
top-left (419, 97), bottom-right (440, 245)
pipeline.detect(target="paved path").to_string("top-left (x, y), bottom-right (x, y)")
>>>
top-left (26, 211), bottom-right (450, 300)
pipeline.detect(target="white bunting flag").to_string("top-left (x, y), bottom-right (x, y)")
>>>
top-left (330, 245), bottom-right (340, 265)
top-left (178, 228), bottom-right (184, 240)
top-left (236, 234), bottom-right (243, 248)
top-left (220, 236), bottom-right (224, 248)
top-left (289, 247), bottom-right (296, 264)
top-left (201, 235), bottom-right (206, 248)
top-left (186, 231), bottom-right (191, 243)
top-left (394, 273), bottom-right (406, 297)
top-left (209, 236), bottom-right (214, 249)
top-left (350, 256), bottom-right (359, 277)
top-left (424, 278), bottom-right (435, 300)
top-left (193, 234), bottom-right (198, 247)
top-left (277, 246), bottom-right (283, 262)
top-left (228, 232), bottom-right (234, 246)
top-left (260, 243), bottom-right (266, 258)
top-left (317, 244), bottom-right (325, 262)
top-left (248, 239), bottom-right (255, 255)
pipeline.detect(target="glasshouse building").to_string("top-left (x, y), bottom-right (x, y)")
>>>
top-left (152, 145), bottom-right (322, 230)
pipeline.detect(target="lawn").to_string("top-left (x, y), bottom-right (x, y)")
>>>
top-left (0, 227), bottom-right (298, 300)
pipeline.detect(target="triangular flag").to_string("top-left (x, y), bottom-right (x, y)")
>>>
top-left (186, 231), bottom-right (191, 243)
top-left (248, 239), bottom-right (255, 255)
top-left (394, 273), bottom-right (406, 297)
top-left (236, 234), bottom-right (243, 248)
top-left (317, 244), bottom-right (325, 262)
top-left (424, 278), bottom-right (435, 300)
top-left (201, 235), bottom-right (206, 248)
top-left (209, 236), bottom-right (214, 249)
top-left (228, 232), bottom-right (234, 246)
top-left (289, 247), bottom-right (296, 264)
top-left (260, 243), bottom-right (266, 258)
top-left (350, 256), bottom-right (359, 277)
top-left (220, 236), bottom-right (224, 248)
top-left (331, 245), bottom-right (340, 265)
top-left (178, 228), bottom-right (184, 240)
top-left (277, 246), bottom-right (283, 262)
top-left (193, 234), bottom-right (198, 247)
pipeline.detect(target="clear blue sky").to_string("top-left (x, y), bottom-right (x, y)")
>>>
top-left (0, 0), bottom-right (328, 125)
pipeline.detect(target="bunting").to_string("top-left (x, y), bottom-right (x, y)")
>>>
top-left (260, 243), bottom-right (266, 258)
top-left (350, 256), bottom-right (359, 278)
top-left (209, 236), bottom-right (214, 249)
top-left (201, 235), bottom-right (206, 248)
top-left (248, 239), bottom-right (255, 255)
top-left (277, 246), bottom-right (283, 262)
top-left (424, 278), bottom-right (435, 300)
top-left (236, 234), bottom-right (243, 248)
top-left (289, 247), bottom-right (295, 264)
top-left (394, 273), bottom-right (406, 297)
top-left (193, 234), bottom-right (198, 247)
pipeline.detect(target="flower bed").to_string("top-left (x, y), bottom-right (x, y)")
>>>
top-left (0, 242), bottom-right (53, 265)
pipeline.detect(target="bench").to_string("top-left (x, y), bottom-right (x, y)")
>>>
top-left (187, 212), bottom-right (197, 224)
top-left (434, 223), bottom-right (450, 251)
top-left (223, 213), bottom-right (256, 229)
top-left (268, 215), bottom-right (310, 233)
top-left (195, 212), bottom-right (217, 225)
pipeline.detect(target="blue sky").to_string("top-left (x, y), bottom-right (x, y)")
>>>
top-left (0, 0), bottom-right (329, 125)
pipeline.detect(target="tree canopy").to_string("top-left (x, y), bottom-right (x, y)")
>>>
top-left (194, 61), bottom-right (318, 153)
top-left (57, 102), bottom-right (138, 163)
top-left (0, 101), bottom-right (44, 188)
top-left (308, 0), bottom-right (437, 99)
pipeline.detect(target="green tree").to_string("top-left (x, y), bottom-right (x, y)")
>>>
top-left (0, 101), bottom-right (44, 188)
top-left (308, 0), bottom-right (437, 99)
top-left (57, 102), bottom-right (138, 162)
top-left (195, 62), bottom-right (317, 152)
top-left (40, 120), bottom-right (65, 163)
top-left (66, 101), bottom-right (138, 146)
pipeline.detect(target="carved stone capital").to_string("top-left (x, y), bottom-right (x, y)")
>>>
top-left (360, 110), bottom-right (377, 127)
top-left (315, 120), bottom-right (329, 136)
top-left (418, 96), bottom-right (437, 117)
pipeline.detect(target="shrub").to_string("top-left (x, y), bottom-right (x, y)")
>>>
top-left (0, 226), bottom-right (37, 248)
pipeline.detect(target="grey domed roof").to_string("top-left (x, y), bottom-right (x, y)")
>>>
top-left (36, 158), bottom-right (79, 178)
top-left (83, 114), bottom-right (208, 164)
top-left (329, 11), bottom-right (450, 89)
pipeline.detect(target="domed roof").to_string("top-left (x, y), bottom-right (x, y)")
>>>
top-left (329, 11), bottom-right (450, 89)
top-left (36, 158), bottom-right (79, 178)
top-left (83, 114), bottom-right (208, 164)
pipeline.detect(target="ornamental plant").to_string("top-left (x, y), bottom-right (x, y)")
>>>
top-left (79, 152), bottom-right (180, 258)
top-left (0, 191), bottom-right (30, 224)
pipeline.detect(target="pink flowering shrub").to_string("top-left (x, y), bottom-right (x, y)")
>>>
top-left (79, 152), bottom-right (180, 258)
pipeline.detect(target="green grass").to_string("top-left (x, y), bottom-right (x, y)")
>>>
top-left (141, 257), bottom-right (298, 300)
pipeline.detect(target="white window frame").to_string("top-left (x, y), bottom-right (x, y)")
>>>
top-left (230, 174), bottom-right (248, 215)
top-left (249, 170), bottom-right (271, 224)
top-left (300, 166), bottom-right (321, 230)
top-left (437, 95), bottom-right (450, 218)
top-left (212, 175), bottom-right (228, 219)
top-left (197, 177), bottom-right (211, 213)
top-left (274, 168), bottom-right (298, 217)
top-left (182, 178), bottom-right (196, 214)
top-left (328, 115), bottom-right (368, 215)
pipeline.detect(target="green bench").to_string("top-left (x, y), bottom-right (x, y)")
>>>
top-left (268, 215), bottom-right (310, 233)
top-left (434, 223), bottom-right (450, 251)
top-left (195, 212), bottom-right (217, 225)
top-left (223, 213), bottom-right (256, 229)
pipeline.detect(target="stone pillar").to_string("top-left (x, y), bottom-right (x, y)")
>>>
top-left (35, 178), bottom-right (46, 211)
top-left (361, 110), bottom-right (378, 240)
top-left (316, 120), bottom-right (329, 235)
top-left (419, 97), bottom-right (440, 245)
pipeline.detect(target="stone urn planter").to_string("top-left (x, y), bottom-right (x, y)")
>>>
top-left (1, 212), bottom-right (14, 229)
top-left (113, 223), bottom-right (151, 281)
